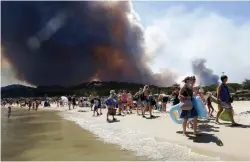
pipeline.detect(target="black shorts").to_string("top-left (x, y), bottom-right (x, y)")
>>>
top-left (163, 97), bottom-right (168, 103)
top-left (150, 100), bottom-right (156, 106)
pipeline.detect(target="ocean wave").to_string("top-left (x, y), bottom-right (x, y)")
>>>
top-left (60, 111), bottom-right (220, 161)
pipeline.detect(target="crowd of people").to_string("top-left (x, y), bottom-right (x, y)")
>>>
top-left (2, 74), bottom-right (239, 136)
top-left (102, 75), bottom-right (239, 136)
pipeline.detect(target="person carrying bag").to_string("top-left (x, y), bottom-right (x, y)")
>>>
top-left (179, 76), bottom-right (198, 136)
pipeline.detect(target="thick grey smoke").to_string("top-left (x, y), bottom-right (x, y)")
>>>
top-left (1, 1), bottom-right (176, 87)
top-left (192, 58), bottom-right (219, 86)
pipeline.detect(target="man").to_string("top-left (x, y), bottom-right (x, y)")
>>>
top-left (68, 95), bottom-right (72, 110)
top-left (89, 94), bottom-right (94, 111)
top-left (72, 95), bottom-right (77, 109)
top-left (216, 75), bottom-right (238, 126)
top-left (97, 96), bottom-right (102, 115)
top-left (134, 88), bottom-right (143, 115)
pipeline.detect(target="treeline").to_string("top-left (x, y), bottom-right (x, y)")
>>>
top-left (1, 79), bottom-right (250, 98)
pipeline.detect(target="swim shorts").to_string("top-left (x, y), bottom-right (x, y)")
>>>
top-left (220, 102), bottom-right (233, 109)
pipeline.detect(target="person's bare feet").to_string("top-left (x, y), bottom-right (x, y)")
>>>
top-left (215, 121), bottom-right (221, 124)
top-left (183, 132), bottom-right (188, 137)
top-left (193, 132), bottom-right (200, 137)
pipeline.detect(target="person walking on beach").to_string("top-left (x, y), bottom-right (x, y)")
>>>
top-left (149, 93), bottom-right (156, 113)
top-left (93, 97), bottom-right (100, 116)
top-left (142, 85), bottom-right (155, 118)
top-left (117, 90), bottom-right (123, 116)
top-left (216, 75), bottom-right (239, 126)
top-left (162, 93), bottom-right (169, 112)
top-left (172, 87), bottom-right (180, 106)
top-left (206, 92), bottom-right (214, 117)
top-left (28, 100), bottom-right (32, 111)
top-left (134, 88), bottom-right (143, 115)
top-left (121, 90), bottom-right (128, 114)
top-left (179, 76), bottom-right (198, 136)
top-left (68, 96), bottom-right (72, 110)
top-left (106, 90), bottom-right (118, 122)
top-left (35, 100), bottom-right (39, 111)
top-left (72, 96), bottom-right (77, 109)
top-left (89, 95), bottom-right (93, 110)
top-left (97, 96), bottom-right (102, 115)
top-left (187, 76), bottom-right (197, 129)
top-left (127, 91), bottom-right (133, 114)
top-left (8, 106), bottom-right (11, 118)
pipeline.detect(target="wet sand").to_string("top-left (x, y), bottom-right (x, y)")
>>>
top-left (1, 108), bottom-right (144, 161)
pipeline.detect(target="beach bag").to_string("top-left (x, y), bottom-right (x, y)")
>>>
top-left (219, 109), bottom-right (234, 122)
top-left (180, 100), bottom-right (193, 110)
top-left (180, 86), bottom-right (193, 110)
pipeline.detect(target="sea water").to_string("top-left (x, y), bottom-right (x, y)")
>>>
top-left (61, 111), bottom-right (220, 161)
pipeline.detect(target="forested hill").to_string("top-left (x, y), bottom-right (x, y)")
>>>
top-left (1, 80), bottom-right (250, 98)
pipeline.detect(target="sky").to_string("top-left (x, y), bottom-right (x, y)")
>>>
top-left (1, 1), bottom-right (250, 86)
top-left (132, 1), bottom-right (250, 83)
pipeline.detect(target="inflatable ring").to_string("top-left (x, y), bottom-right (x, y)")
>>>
top-left (193, 96), bottom-right (209, 119)
top-left (169, 96), bottom-right (209, 124)
top-left (169, 104), bottom-right (193, 124)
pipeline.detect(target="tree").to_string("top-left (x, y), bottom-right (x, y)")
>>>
top-left (242, 79), bottom-right (250, 90)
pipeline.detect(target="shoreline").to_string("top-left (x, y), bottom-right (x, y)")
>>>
top-left (2, 102), bottom-right (250, 161)
top-left (60, 104), bottom-right (250, 161)
top-left (1, 107), bottom-right (144, 161)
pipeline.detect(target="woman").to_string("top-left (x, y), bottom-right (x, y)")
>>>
top-left (187, 76), bottom-right (197, 128)
top-left (179, 76), bottom-right (198, 136)
top-left (162, 94), bottom-right (169, 112)
top-left (106, 90), bottom-right (117, 122)
top-left (117, 90), bottom-right (123, 115)
top-left (127, 91), bottom-right (133, 114)
top-left (121, 90), bottom-right (127, 114)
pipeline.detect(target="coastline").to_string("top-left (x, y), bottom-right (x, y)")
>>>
top-left (61, 102), bottom-right (250, 161)
top-left (2, 101), bottom-right (250, 161)
top-left (1, 108), bottom-right (144, 161)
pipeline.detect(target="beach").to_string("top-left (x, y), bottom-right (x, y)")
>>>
top-left (61, 101), bottom-right (250, 161)
top-left (1, 108), bottom-right (143, 161)
top-left (1, 101), bottom-right (250, 161)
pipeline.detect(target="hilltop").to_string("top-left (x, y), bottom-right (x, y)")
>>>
top-left (1, 80), bottom-right (250, 100)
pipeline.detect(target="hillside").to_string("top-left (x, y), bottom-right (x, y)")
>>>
top-left (1, 81), bottom-right (249, 99)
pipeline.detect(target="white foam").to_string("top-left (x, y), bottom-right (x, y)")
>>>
top-left (60, 111), bottom-right (220, 161)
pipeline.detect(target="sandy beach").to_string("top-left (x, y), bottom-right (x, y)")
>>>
top-left (61, 101), bottom-right (250, 161)
top-left (1, 108), bottom-right (143, 161)
top-left (2, 101), bottom-right (249, 161)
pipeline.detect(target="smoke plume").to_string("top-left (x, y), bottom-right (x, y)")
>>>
top-left (1, 1), bottom-right (176, 87)
top-left (192, 58), bottom-right (219, 86)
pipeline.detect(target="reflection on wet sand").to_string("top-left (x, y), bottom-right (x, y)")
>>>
top-left (1, 108), bottom-right (143, 161)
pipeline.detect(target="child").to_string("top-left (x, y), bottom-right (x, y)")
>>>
top-left (206, 92), bottom-right (214, 117)
top-left (8, 106), bottom-right (11, 118)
